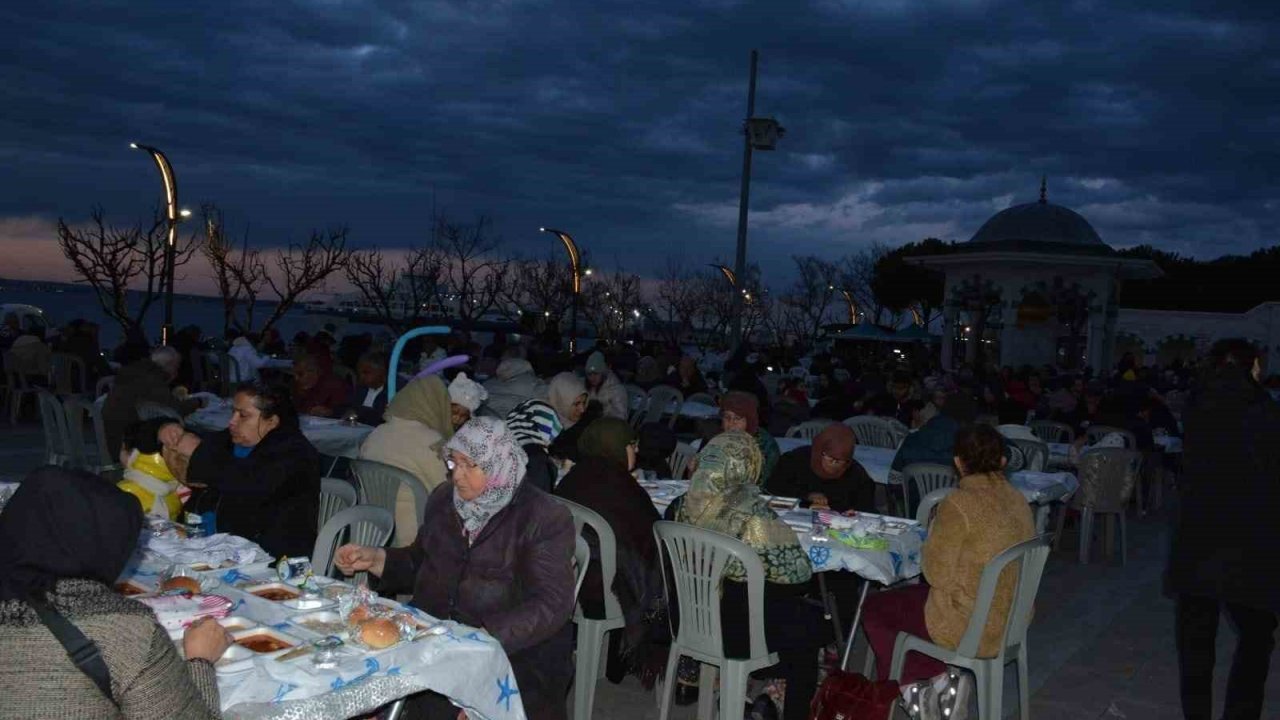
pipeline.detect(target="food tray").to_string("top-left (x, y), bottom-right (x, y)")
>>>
top-left (214, 627), bottom-right (306, 674)
top-left (167, 615), bottom-right (258, 641)
top-left (290, 610), bottom-right (346, 637)
top-left (243, 582), bottom-right (302, 602)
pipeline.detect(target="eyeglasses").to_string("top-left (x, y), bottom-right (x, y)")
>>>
top-left (821, 452), bottom-right (849, 466)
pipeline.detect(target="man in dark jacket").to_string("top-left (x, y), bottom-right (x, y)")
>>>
top-left (102, 347), bottom-right (203, 459)
top-left (1168, 339), bottom-right (1280, 720)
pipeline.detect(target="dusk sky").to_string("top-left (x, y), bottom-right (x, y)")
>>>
top-left (1, 1), bottom-right (1277, 294)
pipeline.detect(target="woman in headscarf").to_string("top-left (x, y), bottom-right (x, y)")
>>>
top-left (546, 372), bottom-right (597, 464)
top-left (635, 422), bottom-right (678, 479)
top-left (447, 372), bottom-right (488, 430)
top-left (671, 432), bottom-right (826, 720)
top-left (555, 419), bottom-right (663, 682)
top-left (766, 424), bottom-right (876, 514)
top-left (506, 399), bottom-right (564, 493)
top-left (719, 390), bottom-right (782, 481)
top-left (633, 356), bottom-right (663, 389)
top-left (0, 467), bottom-right (231, 718)
top-left (359, 375), bottom-right (453, 547)
top-left (335, 418), bottom-right (577, 720)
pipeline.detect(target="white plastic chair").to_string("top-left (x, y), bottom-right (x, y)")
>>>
top-left (1054, 448), bottom-right (1140, 565)
top-left (351, 458), bottom-right (430, 537)
top-left (573, 535), bottom-right (590, 601)
top-left (1007, 438), bottom-right (1049, 473)
top-left (1029, 419), bottom-right (1074, 444)
top-left (915, 487), bottom-right (955, 528)
top-left (50, 353), bottom-right (88, 398)
top-left (313, 505), bottom-right (394, 580)
top-left (2, 351), bottom-right (38, 424)
top-left (654, 521), bottom-right (777, 720)
top-left (890, 534), bottom-right (1053, 720)
top-left (786, 419), bottom-right (833, 440)
top-left (94, 375), bottom-right (115, 399)
top-left (625, 384), bottom-right (649, 428)
top-left (843, 415), bottom-right (903, 449)
top-left (1085, 425), bottom-right (1136, 449)
top-left (63, 395), bottom-right (122, 480)
top-left (685, 391), bottom-right (717, 408)
top-left (668, 441), bottom-right (697, 480)
top-left (554, 497), bottom-right (627, 720)
top-left (319, 477), bottom-right (358, 528)
top-left (36, 389), bottom-right (74, 467)
top-left (645, 385), bottom-right (684, 429)
top-left (903, 463), bottom-right (957, 519)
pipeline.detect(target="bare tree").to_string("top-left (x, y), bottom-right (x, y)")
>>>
top-left (345, 245), bottom-right (447, 334)
top-left (836, 243), bottom-right (889, 323)
top-left (432, 215), bottom-right (511, 326)
top-left (57, 207), bottom-right (199, 335)
top-left (582, 265), bottom-right (644, 343)
top-left (257, 228), bottom-right (351, 336)
top-left (777, 255), bottom-right (840, 350)
top-left (649, 258), bottom-right (702, 347)
top-left (201, 204), bottom-right (266, 336)
top-left (498, 255), bottom-right (577, 332)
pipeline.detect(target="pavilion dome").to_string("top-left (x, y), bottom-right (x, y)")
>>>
top-left (968, 181), bottom-right (1107, 248)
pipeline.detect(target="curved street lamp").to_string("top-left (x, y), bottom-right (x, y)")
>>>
top-left (709, 264), bottom-right (738, 288)
top-left (829, 285), bottom-right (859, 325)
top-left (130, 142), bottom-right (181, 346)
top-left (540, 227), bottom-right (585, 353)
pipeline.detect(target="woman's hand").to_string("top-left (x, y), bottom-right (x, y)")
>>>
top-left (158, 423), bottom-right (185, 448)
top-left (183, 616), bottom-right (232, 663)
top-left (173, 432), bottom-right (202, 457)
top-left (334, 544), bottom-right (386, 578)
top-left (807, 492), bottom-right (830, 509)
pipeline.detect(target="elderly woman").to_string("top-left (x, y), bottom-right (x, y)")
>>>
top-left (766, 423), bottom-right (875, 514)
top-left (671, 432), bottom-right (825, 720)
top-left (163, 382), bottom-right (321, 558)
top-left (336, 417), bottom-right (577, 720)
top-left (359, 375), bottom-right (453, 546)
top-left (860, 423), bottom-right (1035, 683)
top-left (447, 372), bottom-right (488, 430)
top-left (0, 467), bottom-right (232, 718)
top-left (291, 352), bottom-right (348, 418)
top-left (506, 399), bottom-right (563, 493)
top-left (555, 418), bottom-right (662, 680)
top-left (719, 391), bottom-right (781, 481)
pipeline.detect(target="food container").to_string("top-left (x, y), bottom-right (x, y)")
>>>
top-left (290, 610), bottom-right (347, 637)
top-left (218, 616), bottom-right (259, 632)
top-left (231, 627), bottom-right (301, 655)
top-left (243, 582), bottom-right (302, 602)
top-left (281, 595), bottom-right (336, 611)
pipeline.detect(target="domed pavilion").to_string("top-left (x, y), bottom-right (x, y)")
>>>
top-left (911, 180), bottom-right (1161, 371)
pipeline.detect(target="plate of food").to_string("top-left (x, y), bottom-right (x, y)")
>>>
top-left (243, 582), bottom-right (303, 602)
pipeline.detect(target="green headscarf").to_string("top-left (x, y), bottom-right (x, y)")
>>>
top-left (577, 417), bottom-right (636, 473)
top-left (676, 430), bottom-right (812, 585)
top-left (384, 375), bottom-right (454, 440)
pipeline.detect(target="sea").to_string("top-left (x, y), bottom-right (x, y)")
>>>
top-left (0, 278), bottom-right (380, 349)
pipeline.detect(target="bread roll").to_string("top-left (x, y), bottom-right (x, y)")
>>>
top-left (358, 618), bottom-right (400, 649)
top-left (161, 576), bottom-right (202, 594)
top-left (347, 605), bottom-right (371, 624)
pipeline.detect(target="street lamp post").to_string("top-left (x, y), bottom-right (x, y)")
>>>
top-left (729, 50), bottom-right (785, 350)
top-left (829, 286), bottom-right (859, 324)
top-left (130, 142), bottom-right (184, 346)
top-left (540, 227), bottom-right (586, 354)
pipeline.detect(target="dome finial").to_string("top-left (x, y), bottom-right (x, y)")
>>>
top-left (1039, 175), bottom-right (1047, 204)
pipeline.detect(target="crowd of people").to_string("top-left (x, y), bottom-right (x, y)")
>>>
top-left (1, 316), bottom-right (1276, 720)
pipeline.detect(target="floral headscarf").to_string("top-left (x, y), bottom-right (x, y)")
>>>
top-left (676, 430), bottom-right (811, 584)
top-left (444, 417), bottom-right (528, 539)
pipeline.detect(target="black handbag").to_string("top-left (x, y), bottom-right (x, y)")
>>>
top-left (28, 593), bottom-right (118, 708)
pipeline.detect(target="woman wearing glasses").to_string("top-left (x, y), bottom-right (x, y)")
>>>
top-left (765, 424), bottom-right (876, 514)
top-left (334, 417), bottom-right (577, 720)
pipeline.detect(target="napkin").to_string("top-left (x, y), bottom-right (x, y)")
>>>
top-left (135, 593), bottom-right (233, 631)
top-left (144, 532), bottom-right (266, 567)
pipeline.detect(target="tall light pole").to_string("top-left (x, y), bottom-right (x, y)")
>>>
top-left (830, 285), bottom-right (859, 324)
top-left (729, 50), bottom-right (785, 349)
top-left (540, 227), bottom-right (588, 353)
top-left (709, 264), bottom-right (738, 289)
top-left (130, 142), bottom-right (186, 346)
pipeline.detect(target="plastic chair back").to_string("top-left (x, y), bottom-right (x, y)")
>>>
top-left (573, 535), bottom-right (591, 602)
top-left (843, 415), bottom-right (903, 449)
top-left (555, 496), bottom-right (625, 622)
top-left (36, 389), bottom-right (72, 465)
top-left (668, 441), bottom-right (698, 480)
top-left (1073, 448), bottom-right (1140, 514)
top-left (954, 534), bottom-right (1052, 658)
top-left (312, 505), bottom-right (394, 579)
top-left (1007, 438), bottom-right (1048, 472)
top-left (1085, 425), bottom-right (1136, 449)
top-left (624, 384), bottom-right (648, 428)
top-left (319, 477), bottom-right (358, 528)
top-left (63, 396), bottom-right (121, 478)
top-left (50, 353), bottom-right (87, 397)
top-left (685, 392), bottom-right (717, 408)
top-left (786, 419), bottom-right (833, 440)
top-left (94, 375), bottom-right (115, 399)
top-left (904, 463), bottom-right (957, 517)
top-left (915, 487), bottom-right (955, 528)
top-left (645, 385), bottom-right (685, 428)
top-left (351, 458), bottom-right (429, 530)
top-left (1028, 420), bottom-right (1074, 444)
top-left (653, 521), bottom-right (770, 663)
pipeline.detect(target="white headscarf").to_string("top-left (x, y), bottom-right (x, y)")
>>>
top-left (444, 417), bottom-right (528, 539)
top-left (448, 372), bottom-right (488, 412)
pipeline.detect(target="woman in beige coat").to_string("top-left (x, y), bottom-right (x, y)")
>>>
top-left (358, 375), bottom-right (452, 546)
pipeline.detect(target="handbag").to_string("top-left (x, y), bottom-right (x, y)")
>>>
top-left (899, 668), bottom-right (971, 720)
top-left (809, 669), bottom-right (900, 720)
top-left (27, 593), bottom-right (118, 708)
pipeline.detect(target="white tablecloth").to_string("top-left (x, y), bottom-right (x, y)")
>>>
top-left (643, 480), bottom-right (924, 585)
top-left (121, 534), bottom-right (524, 720)
top-left (187, 407), bottom-right (373, 459)
top-left (631, 397), bottom-right (721, 420)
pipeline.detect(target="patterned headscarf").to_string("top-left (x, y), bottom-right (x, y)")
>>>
top-left (385, 375), bottom-right (454, 440)
top-left (676, 431), bottom-right (811, 584)
top-left (506, 399), bottom-right (563, 448)
top-left (444, 417), bottom-right (528, 539)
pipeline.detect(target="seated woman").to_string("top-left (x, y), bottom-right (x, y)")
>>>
top-left (766, 424), bottom-right (875, 514)
top-left (359, 375), bottom-right (453, 546)
top-left (555, 418), bottom-right (662, 680)
top-left (335, 417), bottom-right (576, 720)
top-left (635, 422), bottom-right (677, 479)
top-left (291, 353), bottom-right (348, 418)
top-left (447, 372), bottom-right (488, 431)
top-left (546, 372), bottom-right (593, 464)
top-left (673, 431), bottom-right (826, 720)
top-left (164, 382), bottom-right (321, 559)
top-left (506, 399), bottom-right (564, 493)
top-left (719, 391), bottom-right (781, 481)
top-left (0, 467), bottom-right (231, 718)
top-left (861, 423), bottom-right (1036, 683)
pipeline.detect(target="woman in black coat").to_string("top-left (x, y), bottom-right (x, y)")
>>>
top-left (163, 382), bottom-right (321, 559)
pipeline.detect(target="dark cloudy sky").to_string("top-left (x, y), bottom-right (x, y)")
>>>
top-left (1, 0), bottom-right (1277, 292)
